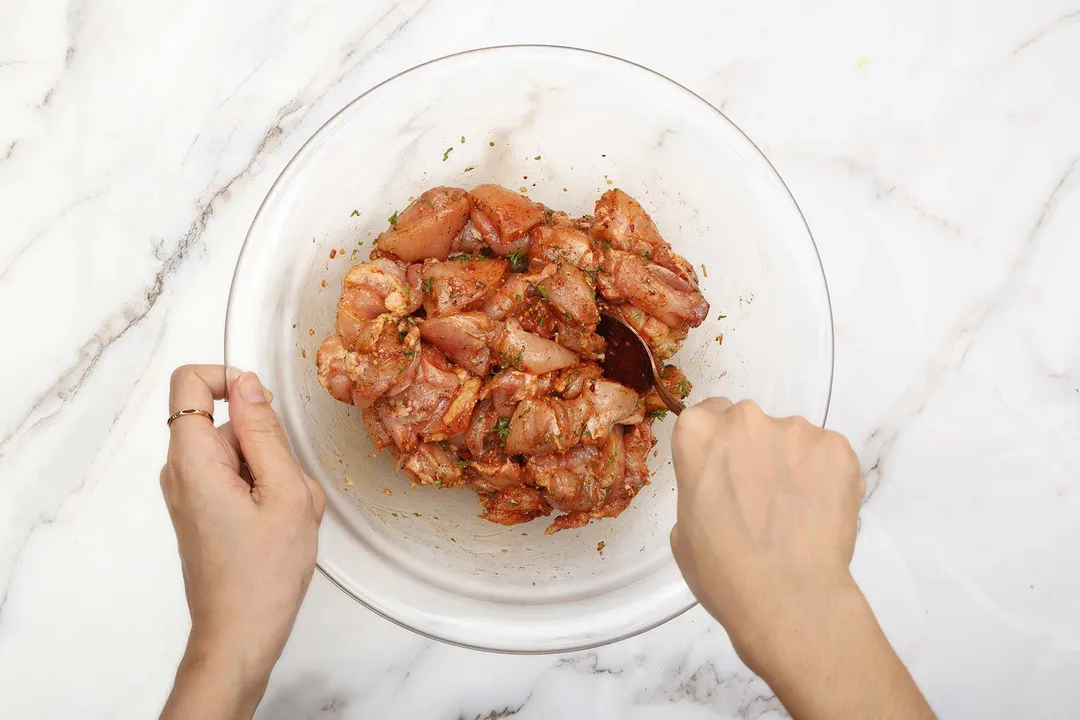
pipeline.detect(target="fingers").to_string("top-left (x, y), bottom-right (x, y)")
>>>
top-left (228, 371), bottom-right (307, 497)
top-left (168, 365), bottom-right (230, 448)
top-left (169, 365), bottom-right (230, 415)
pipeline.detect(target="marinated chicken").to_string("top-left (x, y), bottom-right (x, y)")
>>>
top-left (316, 185), bottom-right (709, 532)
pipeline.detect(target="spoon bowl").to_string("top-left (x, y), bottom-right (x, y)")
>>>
top-left (596, 312), bottom-right (686, 415)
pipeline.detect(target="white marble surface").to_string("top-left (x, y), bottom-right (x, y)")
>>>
top-left (2, 0), bottom-right (1079, 717)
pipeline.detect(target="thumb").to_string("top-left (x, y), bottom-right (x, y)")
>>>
top-left (229, 370), bottom-right (305, 494)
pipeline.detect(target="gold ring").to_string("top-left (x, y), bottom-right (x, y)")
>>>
top-left (167, 408), bottom-right (214, 427)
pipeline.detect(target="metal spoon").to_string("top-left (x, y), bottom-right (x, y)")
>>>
top-left (596, 312), bottom-right (685, 415)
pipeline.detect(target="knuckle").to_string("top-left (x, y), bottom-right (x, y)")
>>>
top-left (170, 365), bottom-right (195, 390)
top-left (734, 398), bottom-right (761, 416)
top-left (674, 407), bottom-right (715, 445)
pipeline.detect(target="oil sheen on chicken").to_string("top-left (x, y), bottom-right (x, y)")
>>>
top-left (316, 184), bottom-right (709, 532)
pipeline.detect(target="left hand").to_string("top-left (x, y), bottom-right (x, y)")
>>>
top-left (159, 365), bottom-right (325, 720)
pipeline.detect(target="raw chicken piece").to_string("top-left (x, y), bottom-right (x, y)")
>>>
top-left (477, 484), bottom-right (552, 526)
top-left (592, 188), bottom-right (703, 293)
top-left (481, 272), bottom-right (532, 321)
top-left (529, 225), bottom-right (598, 271)
top-left (419, 312), bottom-right (496, 376)
top-left (576, 379), bottom-right (644, 445)
top-left (600, 420), bottom-right (653, 514)
top-left (316, 335), bottom-right (356, 404)
top-left (546, 422), bottom-right (646, 533)
top-left (376, 186), bottom-right (472, 262)
top-left (608, 251), bottom-right (709, 329)
top-left (315, 317), bottom-right (420, 409)
top-left (554, 362), bottom-right (604, 399)
top-left (362, 405), bottom-right (394, 450)
top-left (595, 425), bottom-right (627, 489)
top-left (503, 376), bottom-right (640, 455)
top-left (465, 399), bottom-right (501, 458)
top-left (450, 221), bottom-right (488, 254)
top-left (464, 452), bottom-right (524, 493)
top-left (481, 369), bottom-right (556, 416)
top-left (540, 263), bottom-right (600, 328)
top-left (335, 258), bottom-right (422, 350)
top-left (590, 188), bottom-right (666, 255)
top-left (504, 397), bottom-right (580, 456)
top-left (374, 345), bottom-right (478, 453)
top-left (422, 256), bottom-right (508, 317)
top-left (469, 184), bottom-right (548, 256)
top-left (525, 445), bottom-right (604, 513)
top-left (401, 442), bottom-right (465, 488)
top-left (490, 318), bottom-right (580, 375)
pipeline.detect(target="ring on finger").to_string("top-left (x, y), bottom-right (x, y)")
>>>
top-left (167, 408), bottom-right (214, 427)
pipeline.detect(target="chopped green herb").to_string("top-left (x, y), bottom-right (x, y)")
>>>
top-left (357, 240), bottom-right (364, 246)
top-left (454, 459), bottom-right (468, 468)
top-left (508, 500), bottom-right (518, 507)
top-left (450, 537), bottom-right (457, 542)
top-left (433, 480), bottom-right (442, 488)
top-left (422, 278), bottom-right (435, 292)
top-left (350, 209), bottom-right (360, 217)
top-left (582, 427), bottom-right (592, 438)
top-left (543, 432), bottom-right (557, 443)
top-left (463, 165), bottom-right (476, 172)
top-left (538, 316), bottom-right (545, 328)
top-left (508, 251), bottom-right (528, 272)
top-left (716, 314), bottom-right (727, 319)
top-left (514, 294), bottom-right (523, 301)
top-left (460, 135), bottom-right (466, 144)
top-left (388, 211), bottom-right (399, 227)
top-left (403, 349), bottom-right (416, 358)
top-left (489, 141), bottom-right (495, 147)
top-left (535, 284), bottom-right (549, 300)
top-left (534, 155), bottom-right (541, 160)
top-left (450, 253), bottom-right (473, 262)
top-left (442, 146), bottom-right (454, 161)
top-left (676, 379), bottom-right (691, 398)
top-left (495, 417), bottom-right (511, 441)
top-left (647, 409), bottom-right (669, 421)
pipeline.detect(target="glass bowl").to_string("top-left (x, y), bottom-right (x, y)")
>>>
top-left (225, 45), bottom-right (833, 653)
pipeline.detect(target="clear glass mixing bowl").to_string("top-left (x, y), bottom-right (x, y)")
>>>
top-left (225, 45), bottom-right (833, 653)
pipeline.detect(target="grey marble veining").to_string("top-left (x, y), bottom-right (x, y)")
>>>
top-left (1, 1), bottom-right (1079, 718)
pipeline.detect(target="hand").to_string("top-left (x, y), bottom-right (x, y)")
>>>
top-left (670, 398), bottom-right (864, 661)
top-left (671, 399), bottom-right (934, 720)
top-left (159, 365), bottom-right (326, 720)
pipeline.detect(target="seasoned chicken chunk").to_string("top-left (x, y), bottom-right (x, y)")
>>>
top-left (377, 186), bottom-right (472, 262)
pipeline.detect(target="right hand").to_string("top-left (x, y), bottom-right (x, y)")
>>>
top-left (670, 398), bottom-right (865, 668)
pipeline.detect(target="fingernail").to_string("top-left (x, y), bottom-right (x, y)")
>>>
top-left (238, 372), bottom-right (267, 403)
top-left (226, 366), bottom-right (243, 387)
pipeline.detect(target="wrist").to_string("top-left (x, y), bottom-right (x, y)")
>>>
top-left (163, 630), bottom-right (271, 720)
top-left (730, 570), bottom-right (863, 679)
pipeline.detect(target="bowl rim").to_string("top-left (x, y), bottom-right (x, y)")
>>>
top-left (226, 43), bottom-right (834, 654)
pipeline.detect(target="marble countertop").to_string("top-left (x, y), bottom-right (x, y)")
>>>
top-left (3, 1), bottom-right (1080, 717)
